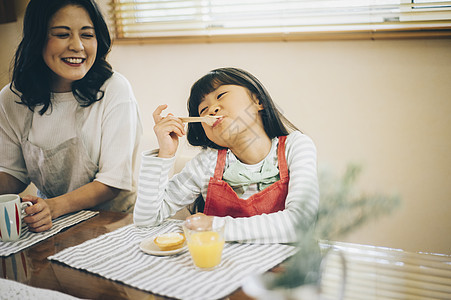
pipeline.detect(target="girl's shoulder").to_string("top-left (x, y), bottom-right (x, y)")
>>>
top-left (192, 147), bottom-right (219, 161)
top-left (285, 130), bottom-right (314, 142)
top-left (181, 147), bottom-right (218, 174)
top-left (284, 131), bottom-right (317, 151)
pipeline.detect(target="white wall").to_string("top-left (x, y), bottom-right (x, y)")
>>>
top-left (1, 0), bottom-right (450, 254)
top-left (107, 40), bottom-right (451, 255)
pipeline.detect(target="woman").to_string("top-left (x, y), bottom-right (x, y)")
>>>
top-left (0, 0), bottom-right (142, 232)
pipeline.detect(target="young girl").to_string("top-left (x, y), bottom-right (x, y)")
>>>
top-left (134, 67), bottom-right (318, 243)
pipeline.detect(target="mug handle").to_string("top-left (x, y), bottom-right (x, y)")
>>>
top-left (20, 201), bottom-right (33, 218)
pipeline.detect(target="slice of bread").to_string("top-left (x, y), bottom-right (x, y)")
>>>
top-left (154, 232), bottom-right (186, 251)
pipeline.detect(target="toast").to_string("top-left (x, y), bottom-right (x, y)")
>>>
top-left (154, 232), bottom-right (186, 251)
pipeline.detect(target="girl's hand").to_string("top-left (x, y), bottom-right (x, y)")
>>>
top-left (22, 195), bottom-right (53, 232)
top-left (153, 104), bottom-right (186, 158)
top-left (185, 213), bottom-right (214, 230)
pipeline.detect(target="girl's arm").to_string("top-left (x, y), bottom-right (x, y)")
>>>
top-left (134, 104), bottom-right (209, 226)
top-left (134, 149), bottom-right (216, 226)
top-left (216, 132), bottom-right (319, 243)
top-left (152, 104), bottom-right (185, 158)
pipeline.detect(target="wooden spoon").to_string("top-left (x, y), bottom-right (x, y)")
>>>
top-left (179, 116), bottom-right (222, 126)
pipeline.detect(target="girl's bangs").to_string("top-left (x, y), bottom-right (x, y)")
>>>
top-left (193, 77), bottom-right (223, 101)
top-left (189, 75), bottom-right (225, 116)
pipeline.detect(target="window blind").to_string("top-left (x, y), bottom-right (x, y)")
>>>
top-left (110, 0), bottom-right (451, 41)
top-left (401, 0), bottom-right (451, 21)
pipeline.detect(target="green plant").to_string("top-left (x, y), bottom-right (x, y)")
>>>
top-left (271, 164), bottom-right (401, 289)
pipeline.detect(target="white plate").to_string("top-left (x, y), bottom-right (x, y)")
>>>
top-left (140, 236), bottom-right (187, 256)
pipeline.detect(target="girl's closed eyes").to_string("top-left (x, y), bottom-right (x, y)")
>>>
top-left (199, 89), bottom-right (229, 116)
top-left (217, 91), bottom-right (227, 99)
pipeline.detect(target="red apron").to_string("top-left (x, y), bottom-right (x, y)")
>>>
top-left (204, 136), bottom-right (289, 217)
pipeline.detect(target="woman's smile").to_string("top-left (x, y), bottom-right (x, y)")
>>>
top-left (62, 57), bottom-right (86, 65)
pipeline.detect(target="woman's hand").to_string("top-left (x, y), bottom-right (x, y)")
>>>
top-left (22, 195), bottom-right (53, 232)
top-left (153, 104), bottom-right (186, 158)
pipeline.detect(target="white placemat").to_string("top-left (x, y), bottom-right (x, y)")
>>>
top-left (48, 219), bottom-right (297, 300)
top-left (0, 210), bottom-right (98, 257)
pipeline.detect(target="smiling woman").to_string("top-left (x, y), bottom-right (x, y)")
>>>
top-left (43, 5), bottom-right (98, 92)
top-left (0, 0), bottom-right (142, 233)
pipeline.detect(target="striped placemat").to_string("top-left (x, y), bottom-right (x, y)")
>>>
top-left (48, 219), bottom-right (297, 300)
top-left (0, 210), bottom-right (98, 257)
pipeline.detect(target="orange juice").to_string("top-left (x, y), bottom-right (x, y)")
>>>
top-left (187, 231), bottom-right (225, 268)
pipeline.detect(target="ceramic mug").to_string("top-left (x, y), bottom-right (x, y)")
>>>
top-left (0, 194), bottom-right (32, 242)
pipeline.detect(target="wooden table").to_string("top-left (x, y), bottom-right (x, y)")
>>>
top-left (3, 211), bottom-right (450, 300)
top-left (1, 211), bottom-right (252, 300)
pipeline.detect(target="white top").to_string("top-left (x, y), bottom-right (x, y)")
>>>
top-left (134, 131), bottom-right (319, 243)
top-left (0, 72), bottom-right (143, 211)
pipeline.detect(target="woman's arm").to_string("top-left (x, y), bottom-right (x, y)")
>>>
top-left (49, 181), bottom-right (120, 216)
top-left (23, 181), bottom-right (119, 232)
top-left (0, 88), bottom-right (30, 195)
top-left (0, 172), bottom-right (27, 194)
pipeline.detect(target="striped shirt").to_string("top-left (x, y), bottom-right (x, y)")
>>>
top-left (134, 131), bottom-right (319, 243)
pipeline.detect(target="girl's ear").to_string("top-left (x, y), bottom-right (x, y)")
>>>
top-left (252, 94), bottom-right (264, 111)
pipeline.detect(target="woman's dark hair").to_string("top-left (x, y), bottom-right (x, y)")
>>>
top-left (10, 0), bottom-right (113, 115)
top-left (187, 67), bottom-right (299, 213)
top-left (187, 67), bottom-right (298, 149)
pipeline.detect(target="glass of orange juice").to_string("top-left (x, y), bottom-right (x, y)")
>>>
top-left (183, 217), bottom-right (225, 269)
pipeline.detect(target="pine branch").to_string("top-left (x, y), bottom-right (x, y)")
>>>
top-left (272, 163), bottom-right (401, 289)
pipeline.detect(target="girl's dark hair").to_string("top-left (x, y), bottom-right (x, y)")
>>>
top-left (10, 0), bottom-right (113, 115)
top-left (187, 67), bottom-right (299, 213)
top-left (187, 67), bottom-right (298, 149)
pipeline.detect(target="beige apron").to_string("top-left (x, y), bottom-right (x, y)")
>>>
top-left (20, 107), bottom-right (134, 213)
